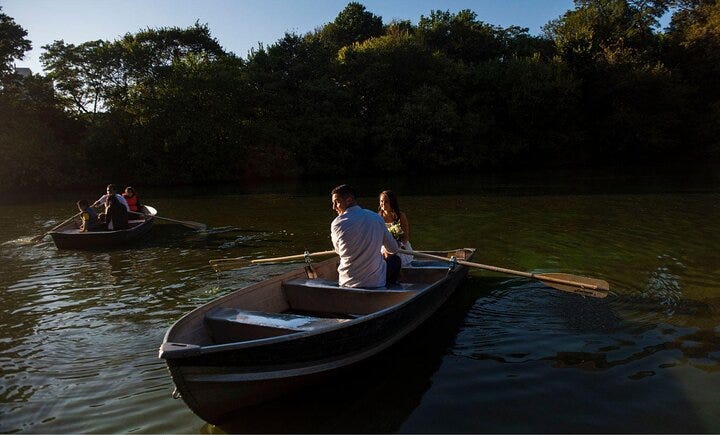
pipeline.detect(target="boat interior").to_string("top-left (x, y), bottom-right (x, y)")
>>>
top-left (167, 250), bottom-right (473, 348)
top-left (57, 217), bottom-right (148, 234)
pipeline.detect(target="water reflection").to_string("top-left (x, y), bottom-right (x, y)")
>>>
top-left (0, 182), bottom-right (719, 432)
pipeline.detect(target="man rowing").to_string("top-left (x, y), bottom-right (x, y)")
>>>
top-left (92, 183), bottom-right (130, 212)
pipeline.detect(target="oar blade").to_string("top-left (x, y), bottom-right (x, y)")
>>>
top-left (536, 273), bottom-right (610, 298)
top-left (30, 234), bottom-right (47, 243)
top-left (31, 212), bottom-right (82, 244)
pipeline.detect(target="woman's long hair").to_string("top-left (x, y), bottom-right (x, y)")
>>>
top-left (378, 190), bottom-right (401, 220)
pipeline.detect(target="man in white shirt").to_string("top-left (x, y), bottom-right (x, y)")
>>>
top-left (92, 184), bottom-right (130, 212)
top-left (330, 184), bottom-right (400, 288)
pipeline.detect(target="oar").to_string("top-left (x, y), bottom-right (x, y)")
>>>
top-left (209, 250), bottom-right (337, 272)
top-left (401, 249), bottom-right (610, 298)
top-left (30, 212), bottom-right (82, 243)
top-left (130, 211), bottom-right (206, 230)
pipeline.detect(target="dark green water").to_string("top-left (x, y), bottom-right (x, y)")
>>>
top-left (1, 175), bottom-right (719, 433)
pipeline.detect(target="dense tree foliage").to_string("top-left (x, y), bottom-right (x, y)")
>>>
top-left (0, 7), bottom-right (31, 76)
top-left (0, 1), bottom-right (718, 194)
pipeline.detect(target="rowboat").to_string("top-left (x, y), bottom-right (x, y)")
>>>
top-left (49, 205), bottom-right (157, 250)
top-left (159, 248), bottom-right (475, 424)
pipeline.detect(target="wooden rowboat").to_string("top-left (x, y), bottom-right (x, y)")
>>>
top-left (49, 205), bottom-right (157, 250)
top-left (159, 248), bottom-right (475, 424)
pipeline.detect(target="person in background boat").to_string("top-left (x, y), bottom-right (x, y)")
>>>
top-left (378, 190), bottom-right (414, 267)
top-left (98, 194), bottom-right (129, 231)
top-left (92, 184), bottom-right (130, 212)
top-left (122, 186), bottom-right (142, 216)
top-left (330, 184), bottom-right (401, 288)
top-left (76, 199), bottom-right (100, 232)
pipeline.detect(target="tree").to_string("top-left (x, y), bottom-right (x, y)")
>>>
top-left (0, 72), bottom-right (86, 190)
top-left (41, 40), bottom-right (115, 116)
top-left (0, 6), bottom-right (32, 77)
top-left (666, 0), bottom-right (720, 86)
top-left (544, 0), bottom-right (669, 67)
top-left (41, 23), bottom-right (226, 117)
top-left (319, 2), bottom-right (384, 49)
top-left (665, 0), bottom-right (720, 159)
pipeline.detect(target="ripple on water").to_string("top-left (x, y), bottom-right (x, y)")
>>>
top-left (1, 190), bottom-right (719, 433)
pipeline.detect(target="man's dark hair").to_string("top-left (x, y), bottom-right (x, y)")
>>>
top-left (331, 184), bottom-right (356, 199)
top-left (106, 184), bottom-right (116, 193)
top-left (77, 199), bottom-right (88, 208)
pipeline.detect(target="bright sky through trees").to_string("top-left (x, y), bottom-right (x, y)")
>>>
top-left (4, 0), bottom-right (579, 74)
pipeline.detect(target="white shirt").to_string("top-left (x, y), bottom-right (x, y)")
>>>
top-left (93, 193), bottom-right (130, 212)
top-left (331, 205), bottom-right (399, 288)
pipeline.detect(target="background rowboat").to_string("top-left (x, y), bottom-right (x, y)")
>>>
top-left (49, 205), bottom-right (157, 250)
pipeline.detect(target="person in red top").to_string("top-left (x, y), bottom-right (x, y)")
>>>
top-left (122, 186), bottom-right (142, 214)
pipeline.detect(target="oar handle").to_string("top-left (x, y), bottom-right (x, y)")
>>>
top-left (131, 210), bottom-right (206, 230)
top-left (250, 250), bottom-right (336, 264)
top-left (209, 250), bottom-right (337, 266)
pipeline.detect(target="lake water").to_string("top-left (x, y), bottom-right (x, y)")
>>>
top-left (1, 174), bottom-right (719, 433)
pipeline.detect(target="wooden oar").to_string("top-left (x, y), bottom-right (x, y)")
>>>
top-left (209, 250), bottom-right (336, 271)
top-left (31, 212), bottom-right (82, 243)
top-left (130, 211), bottom-right (206, 230)
top-left (401, 249), bottom-right (609, 298)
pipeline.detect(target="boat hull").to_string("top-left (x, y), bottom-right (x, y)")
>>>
top-left (49, 206), bottom-right (155, 250)
top-left (161, 250), bottom-right (473, 424)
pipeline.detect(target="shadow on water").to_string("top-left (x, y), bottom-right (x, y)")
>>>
top-left (206, 277), bottom-right (495, 434)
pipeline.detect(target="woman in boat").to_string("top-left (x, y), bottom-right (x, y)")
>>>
top-left (122, 186), bottom-right (142, 215)
top-left (378, 190), bottom-right (413, 267)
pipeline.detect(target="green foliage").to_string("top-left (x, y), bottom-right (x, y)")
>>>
top-left (545, 0), bottom-right (664, 68)
top-left (0, 6), bottom-right (31, 76)
top-left (664, 0), bottom-right (720, 156)
top-left (319, 2), bottom-right (384, 49)
top-left (0, 74), bottom-right (85, 189)
top-left (417, 9), bottom-right (506, 63)
top-left (0, 1), bottom-right (719, 195)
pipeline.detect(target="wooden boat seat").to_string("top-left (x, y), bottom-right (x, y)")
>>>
top-left (282, 278), bottom-right (419, 317)
top-left (284, 278), bottom-right (427, 291)
top-left (204, 307), bottom-right (349, 344)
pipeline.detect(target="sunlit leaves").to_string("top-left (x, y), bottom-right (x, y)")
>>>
top-left (319, 2), bottom-right (383, 49)
top-left (0, 6), bottom-right (31, 77)
top-left (1, 0), bottom-right (720, 194)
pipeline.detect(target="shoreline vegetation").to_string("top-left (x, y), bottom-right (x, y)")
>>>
top-left (1, 1), bottom-right (719, 195)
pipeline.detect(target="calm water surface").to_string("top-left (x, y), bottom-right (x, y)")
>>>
top-left (1, 175), bottom-right (719, 433)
